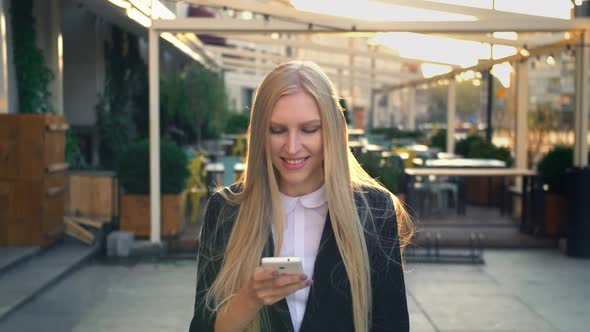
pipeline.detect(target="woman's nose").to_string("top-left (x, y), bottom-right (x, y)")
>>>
top-left (285, 132), bottom-right (301, 154)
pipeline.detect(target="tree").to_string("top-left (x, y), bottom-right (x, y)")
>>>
top-left (225, 112), bottom-right (250, 134)
top-left (183, 65), bottom-right (229, 145)
top-left (427, 81), bottom-right (480, 124)
top-left (96, 28), bottom-right (141, 170)
top-left (426, 77), bottom-right (504, 125)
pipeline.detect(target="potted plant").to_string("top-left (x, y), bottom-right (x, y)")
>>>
top-left (460, 135), bottom-right (513, 206)
top-left (63, 130), bottom-right (119, 221)
top-left (537, 146), bottom-right (573, 237)
top-left (117, 139), bottom-right (189, 237)
top-left (356, 150), bottom-right (405, 198)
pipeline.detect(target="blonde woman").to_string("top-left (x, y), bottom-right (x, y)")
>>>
top-left (190, 61), bottom-right (413, 332)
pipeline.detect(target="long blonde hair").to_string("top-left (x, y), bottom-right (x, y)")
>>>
top-left (203, 61), bottom-right (413, 332)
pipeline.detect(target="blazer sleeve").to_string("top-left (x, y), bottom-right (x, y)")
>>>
top-left (368, 191), bottom-right (410, 332)
top-left (189, 192), bottom-right (228, 332)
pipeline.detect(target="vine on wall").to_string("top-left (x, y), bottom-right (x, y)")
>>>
top-left (96, 27), bottom-right (146, 170)
top-left (10, 0), bottom-right (54, 114)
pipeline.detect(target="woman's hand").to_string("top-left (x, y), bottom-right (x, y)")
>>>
top-left (242, 267), bottom-right (313, 308)
top-left (214, 267), bottom-right (313, 332)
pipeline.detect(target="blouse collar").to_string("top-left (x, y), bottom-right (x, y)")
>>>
top-left (279, 183), bottom-right (327, 214)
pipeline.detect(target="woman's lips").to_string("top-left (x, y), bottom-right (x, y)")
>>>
top-left (281, 157), bottom-right (309, 170)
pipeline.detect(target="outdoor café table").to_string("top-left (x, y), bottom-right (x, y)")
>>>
top-left (423, 158), bottom-right (507, 215)
top-left (404, 168), bottom-right (543, 234)
top-left (424, 158), bottom-right (506, 168)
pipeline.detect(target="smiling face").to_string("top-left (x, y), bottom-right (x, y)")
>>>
top-left (269, 91), bottom-right (324, 197)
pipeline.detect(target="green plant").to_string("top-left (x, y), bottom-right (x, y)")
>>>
top-left (184, 65), bottom-right (229, 144)
top-left (356, 151), bottom-right (404, 193)
top-left (225, 112), bottom-right (249, 134)
top-left (455, 134), bottom-right (485, 157)
top-left (379, 155), bottom-right (404, 193)
top-left (65, 129), bottom-right (88, 170)
top-left (454, 134), bottom-right (513, 166)
top-left (370, 127), bottom-right (424, 140)
top-left (430, 130), bottom-right (446, 152)
top-left (469, 140), bottom-right (513, 167)
top-left (11, 0), bottom-right (54, 114)
top-left (537, 146), bottom-right (573, 194)
top-left (159, 69), bottom-right (190, 141)
top-left (117, 140), bottom-right (189, 195)
top-left (339, 98), bottom-right (351, 124)
top-left (96, 27), bottom-right (144, 170)
top-left (356, 151), bottom-right (380, 181)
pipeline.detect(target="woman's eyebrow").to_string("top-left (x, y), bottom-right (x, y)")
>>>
top-left (269, 120), bottom-right (321, 126)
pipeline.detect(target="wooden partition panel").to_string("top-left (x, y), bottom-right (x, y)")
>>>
top-left (0, 114), bottom-right (67, 246)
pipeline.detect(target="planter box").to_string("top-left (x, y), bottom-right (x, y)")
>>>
top-left (465, 176), bottom-right (505, 206)
top-left (0, 114), bottom-right (67, 246)
top-left (544, 192), bottom-right (567, 237)
top-left (120, 194), bottom-right (182, 237)
top-left (65, 171), bottom-right (118, 219)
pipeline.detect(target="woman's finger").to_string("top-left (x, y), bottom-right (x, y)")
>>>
top-left (255, 272), bottom-right (306, 290)
top-left (252, 267), bottom-right (279, 282)
top-left (257, 279), bottom-right (313, 301)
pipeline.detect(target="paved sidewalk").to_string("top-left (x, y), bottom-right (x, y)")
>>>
top-left (406, 249), bottom-right (590, 332)
top-left (0, 240), bottom-right (100, 322)
top-left (0, 249), bottom-right (588, 332)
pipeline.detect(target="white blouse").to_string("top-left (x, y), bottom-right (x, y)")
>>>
top-left (275, 184), bottom-right (328, 332)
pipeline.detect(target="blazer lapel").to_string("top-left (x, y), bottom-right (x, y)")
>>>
top-left (298, 212), bottom-right (332, 330)
top-left (299, 212), bottom-right (353, 332)
top-left (264, 232), bottom-right (295, 332)
top-left (267, 207), bottom-right (355, 331)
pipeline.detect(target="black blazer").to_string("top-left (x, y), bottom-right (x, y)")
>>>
top-left (189, 186), bottom-right (410, 332)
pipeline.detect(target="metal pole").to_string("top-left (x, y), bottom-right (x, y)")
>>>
top-left (349, 38), bottom-right (355, 126)
top-left (515, 59), bottom-right (529, 170)
top-left (148, 18), bottom-right (161, 243)
top-left (367, 51), bottom-right (376, 131)
top-left (368, 88), bottom-right (376, 132)
top-left (486, 69), bottom-right (493, 142)
top-left (408, 87), bottom-right (416, 130)
top-left (0, 1), bottom-right (9, 113)
top-left (49, 0), bottom-right (63, 114)
top-left (574, 31), bottom-right (589, 167)
top-left (447, 80), bottom-right (456, 153)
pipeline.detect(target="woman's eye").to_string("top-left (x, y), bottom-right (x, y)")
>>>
top-left (302, 127), bottom-right (320, 134)
top-left (270, 128), bottom-right (285, 134)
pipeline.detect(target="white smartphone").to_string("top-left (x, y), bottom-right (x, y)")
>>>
top-left (261, 257), bottom-right (304, 275)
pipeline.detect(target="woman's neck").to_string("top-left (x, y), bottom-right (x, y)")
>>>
top-left (279, 180), bottom-right (325, 197)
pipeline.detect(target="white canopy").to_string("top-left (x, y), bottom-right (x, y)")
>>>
top-left (108, 0), bottom-right (589, 243)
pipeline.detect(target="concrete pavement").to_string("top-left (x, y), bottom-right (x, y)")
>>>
top-left (0, 249), bottom-right (588, 332)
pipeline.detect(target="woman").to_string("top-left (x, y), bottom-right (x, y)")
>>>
top-left (189, 61), bottom-right (413, 332)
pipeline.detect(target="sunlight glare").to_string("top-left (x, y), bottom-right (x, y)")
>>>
top-left (428, 0), bottom-right (492, 9)
top-left (490, 62), bottom-right (513, 88)
top-left (290, 0), bottom-right (476, 21)
top-left (431, 0), bottom-right (572, 18)
top-left (492, 32), bottom-right (518, 40)
top-left (492, 45), bottom-right (518, 59)
top-left (421, 63), bottom-right (453, 78)
top-left (493, 0), bottom-right (572, 19)
top-left (372, 32), bottom-right (489, 67)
